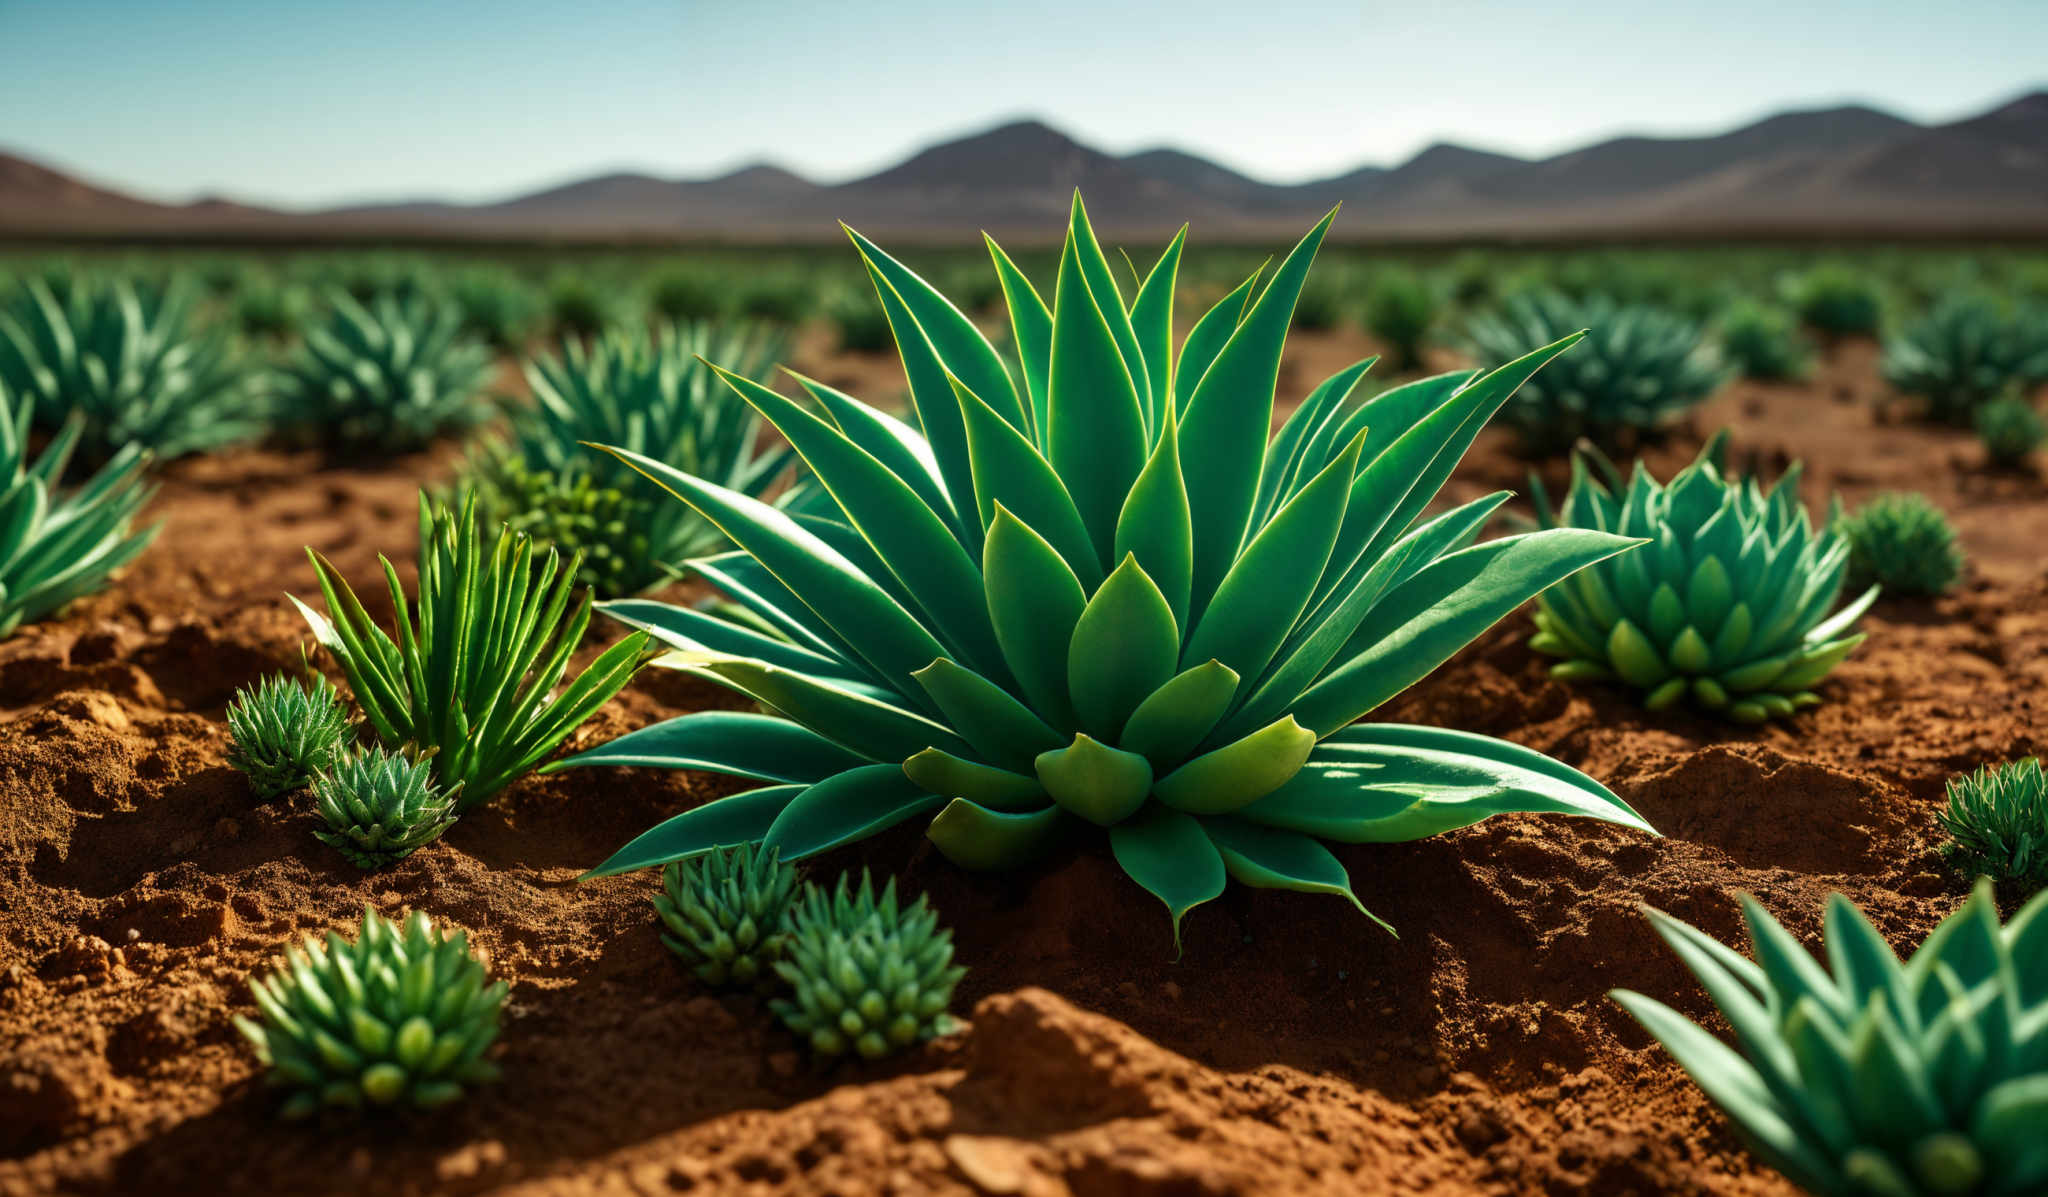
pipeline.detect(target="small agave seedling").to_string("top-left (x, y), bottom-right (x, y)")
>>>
top-left (1529, 433), bottom-right (1877, 723)
top-left (1939, 759), bottom-right (2048, 891)
top-left (311, 745), bottom-right (460, 869)
top-left (290, 492), bottom-right (657, 811)
top-left (654, 843), bottom-right (800, 992)
top-left (553, 196), bottom-right (1653, 943)
top-left (1836, 492), bottom-right (1965, 597)
top-left (1975, 398), bottom-right (2047, 468)
top-left (1717, 299), bottom-right (1811, 382)
top-left (0, 382), bottom-right (159, 639)
top-left (272, 289), bottom-right (493, 454)
top-left (771, 871), bottom-right (964, 1060)
top-left (225, 673), bottom-right (353, 799)
top-left (235, 908), bottom-right (508, 1118)
top-left (1614, 881), bottom-right (2048, 1197)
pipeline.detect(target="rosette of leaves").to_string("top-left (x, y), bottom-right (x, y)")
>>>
top-left (1883, 295), bottom-right (2048, 426)
top-left (1528, 434), bottom-right (1876, 723)
top-left (272, 289), bottom-right (493, 454)
top-left (468, 322), bottom-right (798, 596)
top-left (552, 195), bottom-right (1653, 943)
top-left (0, 275), bottom-right (260, 463)
top-left (1789, 264), bottom-right (1882, 336)
top-left (1938, 759), bottom-right (2048, 891)
top-left (654, 843), bottom-right (799, 991)
top-left (225, 673), bottom-right (353, 799)
top-left (0, 382), bottom-right (159, 638)
top-left (1976, 398), bottom-right (2048, 467)
top-left (235, 908), bottom-right (507, 1118)
top-left (1717, 299), bottom-right (1810, 381)
top-left (290, 492), bottom-right (657, 811)
top-left (1836, 492), bottom-right (1965, 597)
top-left (1465, 290), bottom-right (1727, 455)
top-left (1613, 881), bottom-right (2048, 1197)
top-left (311, 745), bottom-right (460, 869)
top-left (771, 871), bottom-right (963, 1060)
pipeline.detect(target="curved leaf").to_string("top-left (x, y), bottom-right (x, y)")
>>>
top-left (1204, 819), bottom-right (1390, 932)
top-left (1108, 806), bottom-right (1226, 955)
top-left (926, 798), bottom-right (1073, 871)
top-left (984, 505), bottom-right (1086, 730)
top-left (911, 657), bottom-right (1065, 771)
top-left (1068, 554), bottom-right (1179, 739)
top-left (1154, 716), bottom-right (1317, 816)
top-left (545, 711), bottom-right (874, 782)
top-left (762, 763), bottom-right (945, 862)
top-left (582, 784), bottom-right (802, 879)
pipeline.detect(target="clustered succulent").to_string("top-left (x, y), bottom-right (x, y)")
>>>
top-left (654, 842), bottom-right (800, 992)
top-left (556, 198), bottom-right (1652, 942)
top-left (225, 673), bottom-right (353, 799)
top-left (311, 745), bottom-right (460, 869)
top-left (771, 872), bottom-right (965, 1060)
top-left (1465, 290), bottom-right (1728, 455)
top-left (272, 290), bottom-right (493, 454)
top-left (1883, 295), bottom-right (2048, 426)
top-left (1836, 492), bottom-right (1966, 597)
top-left (1717, 299), bottom-right (1811, 381)
top-left (236, 908), bottom-right (507, 1119)
top-left (1939, 759), bottom-right (2048, 892)
top-left (1530, 435), bottom-right (1876, 722)
top-left (1974, 398), bottom-right (2046, 468)
top-left (1615, 882), bottom-right (2048, 1197)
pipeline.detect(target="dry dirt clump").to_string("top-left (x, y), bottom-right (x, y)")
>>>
top-left (3, 333), bottom-right (2044, 1196)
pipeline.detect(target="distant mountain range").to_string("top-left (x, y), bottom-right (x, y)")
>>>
top-left (5, 91), bottom-right (2045, 242)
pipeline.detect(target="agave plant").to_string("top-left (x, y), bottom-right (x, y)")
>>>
top-left (655, 843), bottom-right (801, 992)
top-left (272, 289), bottom-right (493, 454)
top-left (1790, 264), bottom-right (1883, 337)
top-left (1883, 295), bottom-right (2048, 426)
top-left (1976, 398), bottom-right (2047, 468)
top-left (1717, 299), bottom-right (1811, 382)
top-left (1465, 290), bottom-right (1727, 456)
top-left (0, 382), bottom-right (159, 638)
top-left (1939, 759), bottom-right (2047, 891)
top-left (311, 745), bottom-right (460, 869)
top-left (772, 871), bottom-right (964, 1060)
top-left (466, 322), bottom-right (798, 595)
top-left (1362, 269), bottom-right (1438, 371)
top-left (290, 492), bottom-right (657, 811)
top-left (0, 276), bottom-right (260, 463)
top-left (1614, 881), bottom-right (2048, 1197)
top-left (225, 673), bottom-right (353, 799)
top-left (550, 197), bottom-right (1653, 942)
top-left (1837, 493), bottom-right (1965, 597)
top-left (1529, 434), bottom-right (1877, 722)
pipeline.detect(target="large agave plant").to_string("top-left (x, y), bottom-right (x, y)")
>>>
top-left (0, 276), bottom-right (259, 463)
top-left (552, 198), bottom-right (1653, 941)
top-left (272, 289), bottom-right (493, 454)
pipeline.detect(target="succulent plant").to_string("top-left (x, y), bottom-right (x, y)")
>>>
top-left (1883, 295), bottom-right (2048, 426)
top-left (290, 492), bottom-right (657, 811)
top-left (654, 843), bottom-right (800, 991)
top-left (1976, 398), bottom-right (2048, 467)
top-left (235, 908), bottom-right (507, 1118)
top-left (312, 745), bottom-right (460, 869)
top-left (649, 271), bottom-right (725, 323)
top-left (0, 382), bottom-right (159, 639)
top-left (1465, 290), bottom-right (1727, 455)
top-left (734, 275), bottom-right (813, 326)
top-left (1717, 299), bottom-right (1811, 381)
top-left (1362, 269), bottom-right (1439, 370)
top-left (554, 197), bottom-right (1653, 943)
top-left (450, 268), bottom-right (542, 350)
top-left (1837, 492), bottom-right (1965, 597)
top-left (829, 293), bottom-right (896, 353)
top-left (0, 275), bottom-right (260, 463)
top-left (272, 290), bottom-right (493, 454)
top-left (1939, 759), bottom-right (2048, 891)
top-left (1790, 264), bottom-right (1883, 336)
top-left (771, 872), bottom-right (964, 1060)
top-left (225, 673), bottom-right (353, 799)
top-left (466, 322), bottom-right (798, 596)
top-left (1613, 881), bottom-right (2048, 1197)
top-left (1529, 434), bottom-right (1876, 723)
top-left (547, 275), bottom-right (616, 340)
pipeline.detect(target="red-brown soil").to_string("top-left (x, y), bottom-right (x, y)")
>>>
top-left (3, 331), bottom-right (2044, 1196)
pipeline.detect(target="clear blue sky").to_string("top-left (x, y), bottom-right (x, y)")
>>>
top-left (3, 0), bottom-right (2042, 209)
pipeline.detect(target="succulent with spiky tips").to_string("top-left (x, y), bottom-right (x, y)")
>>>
top-left (1529, 434), bottom-right (1876, 723)
top-left (1883, 295), bottom-right (2048, 426)
top-left (771, 872), bottom-right (964, 1060)
top-left (234, 908), bottom-right (507, 1118)
top-left (272, 290), bottom-right (493, 454)
top-left (311, 745), bottom-right (460, 869)
top-left (1939, 759), bottom-right (2048, 891)
top-left (1836, 492), bottom-right (1965, 597)
top-left (225, 673), bottom-right (353, 799)
top-left (654, 844), bottom-right (800, 991)
top-left (1614, 881), bottom-right (2048, 1197)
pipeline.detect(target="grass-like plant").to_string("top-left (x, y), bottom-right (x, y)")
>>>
top-left (553, 196), bottom-right (1653, 943)
top-left (225, 673), bottom-right (353, 799)
top-left (1939, 759), bottom-right (2047, 891)
top-left (1789, 264), bottom-right (1883, 337)
top-left (1717, 299), bottom-right (1811, 381)
top-left (272, 290), bottom-right (493, 454)
top-left (1529, 434), bottom-right (1876, 723)
top-left (312, 745), bottom-right (460, 869)
top-left (1465, 290), bottom-right (1727, 456)
top-left (0, 382), bottom-right (159, 638)
top-left (0, 276), bottom-right (260, 463)
top-left (1362, 269), bottom-right (1439, 371)
top-left (771, 871), bottom-right (964, 1060)
top-left (1837, 492), bottom-right (1965, 597)
top-left (1883, 295), bottom-right (2048, 426)
top-left (1613, 881), bottom-right (2048, 1197)
top-left (290, 492), bottom-right (657, 811)
top-left (1976, 398), bottom-right (2048, 468)
top-left (235, 908), bottom-right (507, 1118)
top-left (654, 843), bottom-right (800, 992)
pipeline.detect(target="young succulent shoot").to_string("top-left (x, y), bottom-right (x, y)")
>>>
top-left (311, 745), bottom-right (460, 869)
top-left (272, 289), bottom-right (493, 454)
top-left (1883, 295), bottom-right (2048, 426)
top-left (1613, 881), bottom-right (2048, 1197)
top-left (235, 908), bottom-right (508, 1119)
top-left (1975, 398), bottom-right (2047, 468)
top-left (290, 492), bottom-right (657, 812)
top-left (1836, 492), bottom-right (1966, 597)
top-left (553, 196), bottom-right (1654, 946)
top-left (0, 382), bottom-right (159, 639)
top-left (771, 872), bottom-right (964, 1060)
top-left (1464, 290), bottom-right (1728, 456)
top-left (225, 673), bottom-right (353, 799)
top-left (1939, 759), bottom-right (2048, 892)
top-left (654, 843), bottom-right (801, 992)
top-left (1528, 433), bottom-right (1877, 723)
